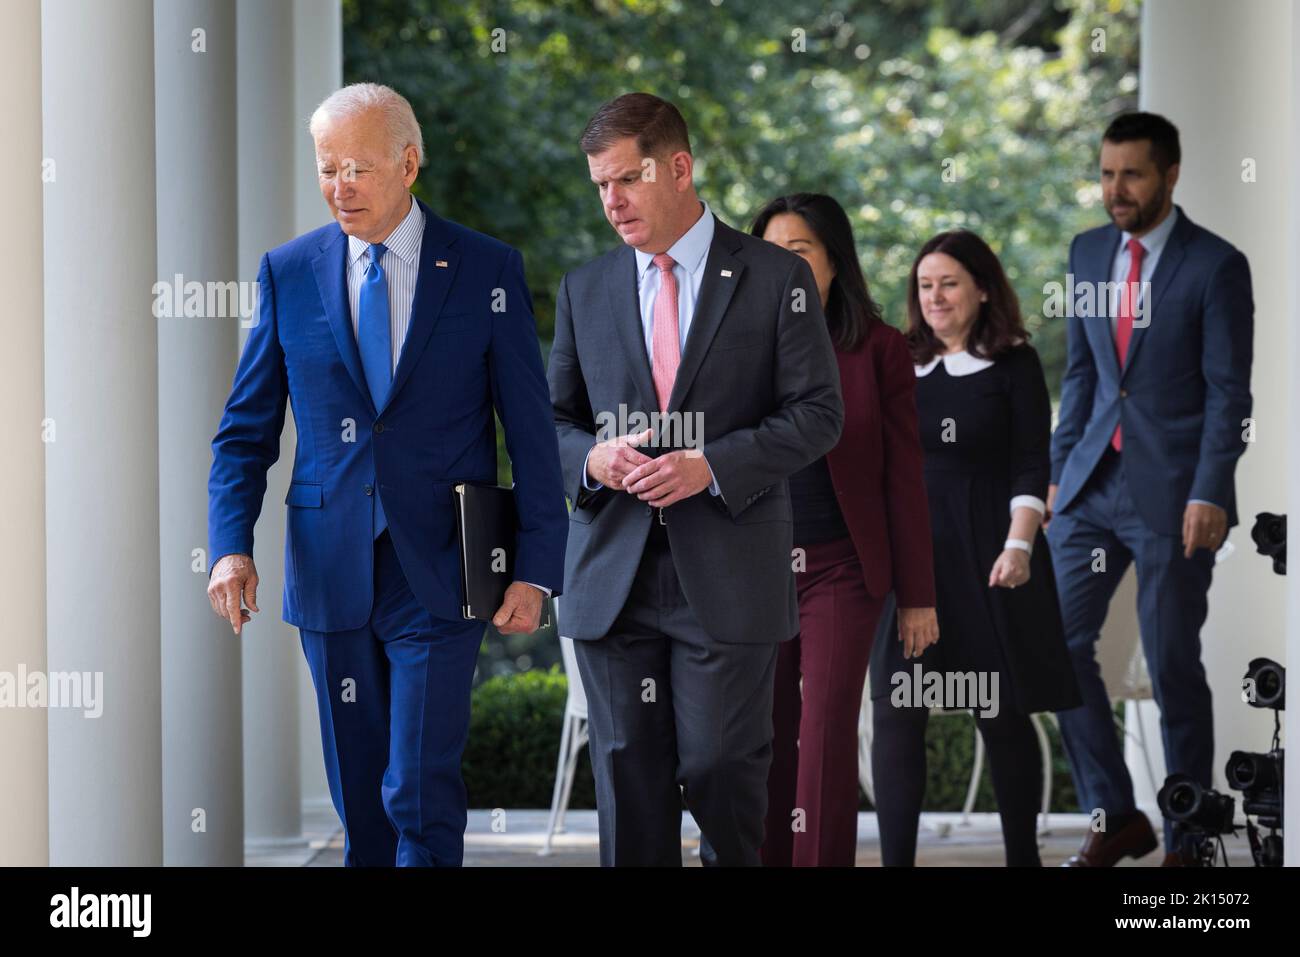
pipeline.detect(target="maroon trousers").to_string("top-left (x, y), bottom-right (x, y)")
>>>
top-left (761, 535), bottom-right (886, 867)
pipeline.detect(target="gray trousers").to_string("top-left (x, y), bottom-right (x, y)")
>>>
top-left (573, 525), bottom-right (780, 866)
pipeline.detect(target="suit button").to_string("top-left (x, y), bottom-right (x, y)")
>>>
top-left (644, 506), bottom-right (651, 515)
top-left (374, 422), bottom-right (385, 433)
top-left (1119, 389), bottom-right (1128, 398)
top-left (364, 485), bottom-right (373, 495)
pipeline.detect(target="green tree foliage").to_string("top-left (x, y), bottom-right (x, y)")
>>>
top-left (343, 0), bottom-right (1141, 394)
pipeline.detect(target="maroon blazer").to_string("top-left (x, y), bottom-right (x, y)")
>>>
top-left (823, 321), bottom-right (936, 609)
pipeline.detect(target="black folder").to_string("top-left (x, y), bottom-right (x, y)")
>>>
top-left (452, 482), bottom-right (551, 628)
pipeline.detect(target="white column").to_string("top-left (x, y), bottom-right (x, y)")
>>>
top-left (294, 0), bottom-right (343, 237)
top-left (42, 0), bottom-right (162, 865)
top-left (293, 0), bottom-right (343, 816)
top-left (1289, 1), bottom-right (1300, 869)
top-left (237, 0), bottom-right (306, 851)
top-left (156, 0), bottom-right (243, 866)
top-left (1137, 1), bottom-right (1293, 852)
top-left (0, 0), bottom-right (48, 867)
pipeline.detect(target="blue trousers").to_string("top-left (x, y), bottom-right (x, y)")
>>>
top-left (299, 529), bottom-right (484, 866)
top-left (1047, 450), bottom-right (1215, 850)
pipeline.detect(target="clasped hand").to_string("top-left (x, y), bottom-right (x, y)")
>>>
top-left (587, 429), bottom-right (713, 508)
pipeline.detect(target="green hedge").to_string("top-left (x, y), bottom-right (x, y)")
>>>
top-left (464, 667), bottom-right (1084, 813)
top-left (463, 667), bottom-right (596, 809)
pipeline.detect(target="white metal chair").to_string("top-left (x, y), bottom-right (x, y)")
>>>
top-left (539, 596), bottom-right (589, 856)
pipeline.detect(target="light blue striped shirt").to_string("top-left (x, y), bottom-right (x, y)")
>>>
top-left (347, 193), bottom-right (424, 375)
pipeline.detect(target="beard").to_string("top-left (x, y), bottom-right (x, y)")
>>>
top-left (1106, 178), bottom-right (1168, 233)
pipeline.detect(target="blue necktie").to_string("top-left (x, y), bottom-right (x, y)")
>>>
top-left (358, 242), bottom-right (390, 538)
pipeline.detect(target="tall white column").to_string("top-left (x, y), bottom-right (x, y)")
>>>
top-left (156, 0), bottom-right (243, 866)
top-left (237, 0), bottom-right (305, 851)
top-left (293, 0), bottom-right (343, 816)
top-left (1289, 1), bottom-right (1300, 869)
top-left (1138, 1), bottom-right (1293, 856)
top-left (294, 0), bottom-right (343, 237)
top-left (0, 0), bottom-right (48, 867)
top-left (42, 0), bottom-right (162, 865)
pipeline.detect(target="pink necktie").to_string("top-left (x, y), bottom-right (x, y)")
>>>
top-left (651, 253), bottom-right (680, 412)
top-left (1111, 237), bottom-right (1145, 452)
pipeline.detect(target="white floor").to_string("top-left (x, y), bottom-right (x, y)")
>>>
top-left (245, 805), bottom-right (1260, 867)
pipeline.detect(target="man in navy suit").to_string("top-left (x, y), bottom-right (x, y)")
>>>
top-left (1046, 112), bottom-right (1253, 866)
top-left (206, 83), bottom-right (567, 866)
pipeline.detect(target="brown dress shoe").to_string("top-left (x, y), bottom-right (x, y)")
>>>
top-left (1061, 812), bottom-right (1159, 867)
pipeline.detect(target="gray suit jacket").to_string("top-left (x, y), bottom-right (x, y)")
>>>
top-left (548, 214), bottom-right (844, 644)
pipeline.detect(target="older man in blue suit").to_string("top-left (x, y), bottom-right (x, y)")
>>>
top-left (206, 83), bottom-right (567, 866)
top-left (1046, 112), bottom-right (1253, 867)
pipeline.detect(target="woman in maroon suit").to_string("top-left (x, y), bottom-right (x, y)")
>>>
top-left (750, 194), bottom-right (939, 866)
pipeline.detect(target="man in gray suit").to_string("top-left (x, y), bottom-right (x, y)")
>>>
top-left (548, 93), bottom-right (844, 865)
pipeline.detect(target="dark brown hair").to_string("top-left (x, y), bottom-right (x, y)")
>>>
top-left (905, 230), bottom-right (1029, 364)
top-left (750, 193), bottom-right (881, 353)
top-left (579, 92), bottom-right (692, 159)
top-left (1103, 111), bottom-right (1181, 174)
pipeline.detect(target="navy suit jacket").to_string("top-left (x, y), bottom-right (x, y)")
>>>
top-left (1051, 205), bottom-right (1253, 535)
top-left (208, 198), bottom-right (568, 632)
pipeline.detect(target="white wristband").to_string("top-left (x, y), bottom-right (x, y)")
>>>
top-left (1004, 538), bottom-right (1032, 556)
top-left (1010, 495), bottom-right (1046, 517)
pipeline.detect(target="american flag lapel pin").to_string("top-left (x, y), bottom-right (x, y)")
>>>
top-left (720, 269), bottom-right (732, 278)
top-left (436, 259), bottom-right (448, 268)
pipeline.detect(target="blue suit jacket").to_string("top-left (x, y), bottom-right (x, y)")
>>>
top-left (1051, 205), bottom-right (1253, 535)
top-left (208, 198), bottom-right (568, 632)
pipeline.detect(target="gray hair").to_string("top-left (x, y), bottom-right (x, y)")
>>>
top-left (309, 82), bottom-right (425, 167)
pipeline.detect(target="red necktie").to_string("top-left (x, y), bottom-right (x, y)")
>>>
top-left (651, 253), bottom-right (680, 412)
top-left (1110, 237), bottom-right (1145, 452)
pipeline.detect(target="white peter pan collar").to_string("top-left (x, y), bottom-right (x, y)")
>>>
top-left (914, 350), bottom-right (995, 378)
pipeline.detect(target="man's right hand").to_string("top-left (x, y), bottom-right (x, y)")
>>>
top-left (586, 428), bottom-right (654, 491)
top-left (1044, 483), bottom-right (1059, 531)
top-left (208, 553), bottom-right (259, 635)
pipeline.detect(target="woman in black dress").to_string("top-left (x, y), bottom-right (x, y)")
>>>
top-left (868, 230), bottom-right (1081, 866)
